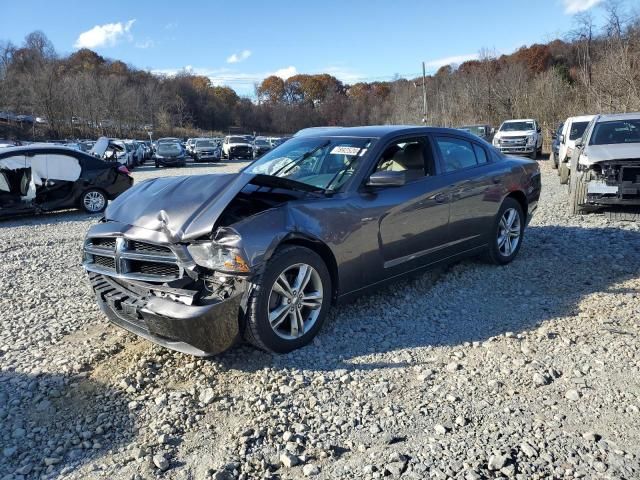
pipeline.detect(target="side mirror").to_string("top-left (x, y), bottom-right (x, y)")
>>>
top-left (367, 170), bottom-right (406, 187)
top-left (559, 134), bottom-right (565, 143)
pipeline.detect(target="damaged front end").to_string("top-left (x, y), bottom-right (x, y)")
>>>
top-left (581, 160), bottom-right (640, 206)
top-left (83, 222), bottom-right (253, 356)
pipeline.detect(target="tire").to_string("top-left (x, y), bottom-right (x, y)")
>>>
top-left (569, 171), bottom-right (589, 215)
top-left (155, 162), bottom-right (159, 168)
top-left (551, 151), bottom-right (558, 169)
top-left (80, 189), bottom-right (108, 214)
top-left (244, 245), bottom-right (332, 353)
top-left (486, 197), bottom-right (525, 265)
top-left (559, 161), bottom-right (570, 184)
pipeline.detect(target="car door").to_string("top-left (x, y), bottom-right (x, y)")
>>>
top-left (353, 135), bottom-right (452, 282)
top-left (433, 135), bottom-right (503, 252)
top-left (35, 152), bottom-right (82, 209)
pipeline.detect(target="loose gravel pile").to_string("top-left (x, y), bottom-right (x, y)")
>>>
top-left (1, 158), bottom-right (639, 480)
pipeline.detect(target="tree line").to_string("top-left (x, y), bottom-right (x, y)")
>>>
top-left (0, 3), bottom-right (638, 142)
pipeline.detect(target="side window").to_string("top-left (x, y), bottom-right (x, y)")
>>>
top-left (473, 144), bottom-right (488, 164)
top-left (374, 138), bottom-right (430, 182)
top-left (435, 136), bottom-right (478, 172)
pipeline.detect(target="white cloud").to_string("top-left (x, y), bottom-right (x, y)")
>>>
top-left (226, 49), bottom-right (252, 64)
top-left (424, 53), bottom-right (479, 70)
top-left (272, 66), bottom-right (297, 79)
top-left (562, 0), bottom-right (603, 14)
top-left (74, 20), bottom-right (136, 49)
top-left (322, 65), bottom-right (363, 83)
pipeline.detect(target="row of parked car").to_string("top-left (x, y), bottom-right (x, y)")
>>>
top-left (550, 112), bottom-right (640, 214)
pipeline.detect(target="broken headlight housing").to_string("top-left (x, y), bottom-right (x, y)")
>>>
top-left (186, 228), bottom-right (250, 274)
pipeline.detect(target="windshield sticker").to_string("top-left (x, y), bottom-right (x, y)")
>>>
top-left (330, 146), bottom-right (366, 156)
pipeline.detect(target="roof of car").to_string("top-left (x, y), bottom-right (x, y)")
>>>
top-left (566, 115), bottom-right (596, 122)
top-left (502, 119), bottom-right (535, 123)
top-left (0, 144), bottom-right (84, 156)
top-left (596, 112), bottom-right (640, 122)
top-left (290, 125), bottom-right (487, 140)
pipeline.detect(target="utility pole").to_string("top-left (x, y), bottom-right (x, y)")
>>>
top-left (413, 62), bottom-right (428, 124)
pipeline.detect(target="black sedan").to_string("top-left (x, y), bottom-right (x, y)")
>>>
top-left (154, 142), bottom-right (187, 168)
top-left (82, 126), bottom-right (540, 356)
top-left (1, 145), bottom-right (133, 218)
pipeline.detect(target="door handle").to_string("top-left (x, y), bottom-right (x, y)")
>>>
top-left (434, 193), bottom-right (448, 203)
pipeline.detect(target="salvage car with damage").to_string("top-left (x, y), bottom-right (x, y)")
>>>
top-left (83, 126), bottom-right (540, 356)
top-left (569, 113), bottom-right (640, 214)
top-left (1, 145), bottom-right (133, 217)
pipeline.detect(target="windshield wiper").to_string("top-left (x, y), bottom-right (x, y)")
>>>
top-left (269, 140), bottom-right (330, 177)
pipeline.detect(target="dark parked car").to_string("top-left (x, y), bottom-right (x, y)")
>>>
top-left (0, 145), bottom-right (133, 217)
top-left (193, 139), bottom-right (221, 162)
top-left (83, 126), bottom-right (540, 356)
top-left (252, 138), bottom-right (272, 158)
top-left (154, 142), bottom-right (187, 168)
top-left (458, 124), bottom-right (493, 142)
top-left (551, 122), bottom-right (564, 169)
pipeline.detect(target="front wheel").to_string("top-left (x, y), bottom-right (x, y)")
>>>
top-left (559, 162), bottom-right (570, 184)
top-left (81, 189), bottom-right (107, 214)
top-left (486, 198), bottom-right (525, 265)
top-left (569, 171), bottom-right (590, 215)
top-left (551, 151), bottom-right (558, 169)
top-left (244, 246), bottom-right (331, 353)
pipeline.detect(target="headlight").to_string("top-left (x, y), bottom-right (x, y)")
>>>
top-left (187, 230), bottom-right (250, 273)
top-left (526, 135), bottom-right (535, 145)
top-left (493, 137), bottom-right (500, 146)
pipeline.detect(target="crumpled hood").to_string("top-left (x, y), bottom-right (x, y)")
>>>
top-left (105, 173), bottom-right (255, 242)
top-left (583, 144), bottom-right (640, 164)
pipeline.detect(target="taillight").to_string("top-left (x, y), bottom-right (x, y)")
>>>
top-left (117, 165), bottom-right (130, 175)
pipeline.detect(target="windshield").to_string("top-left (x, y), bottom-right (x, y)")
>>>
top-left (196, 140), bottom-right (215, 148)
top-left (255, 139), bottom-right (269, 146)
top-left (590, 120), bottom-right (640, 145)
top-left (158, 143), bottom-right (182, 155)
top-left (569, 121), bottom-right (589, 141)
top-left (228, 136), bottom-right (246, 143)
top-left (247, 137), bottom-right (372, 191)
top-left (500, 121), bottom-right (534, 132)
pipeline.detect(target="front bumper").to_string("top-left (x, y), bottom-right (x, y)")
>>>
top-left (156, 157), bottom-right (186, 166)
top-left (89, 272), bottom-right (244, 356)
top-left (497, 145), bottom-right (535, 154)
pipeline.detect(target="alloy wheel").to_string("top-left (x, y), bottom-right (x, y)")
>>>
top-left (267, 263), bottom-right (323, 340)
top-left (497, 207), bottom-right (521, 257)
top-left (84, 191), bottom-right (106, 212)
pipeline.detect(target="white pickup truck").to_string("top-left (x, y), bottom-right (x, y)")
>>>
top-left (492, 119), bottom-right (543, 159)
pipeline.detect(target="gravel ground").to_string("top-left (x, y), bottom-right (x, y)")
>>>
top-left (1, 157), bottom-right (639, 480)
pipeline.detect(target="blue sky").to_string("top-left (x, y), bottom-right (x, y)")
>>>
top-left (2, 0), bottom-right (609, 95)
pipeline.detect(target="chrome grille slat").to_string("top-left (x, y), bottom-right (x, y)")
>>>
top-left (84, 237), bottom-right (182, 282)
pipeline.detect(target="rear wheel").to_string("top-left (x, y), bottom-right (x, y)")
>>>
top-left (244, 246), bottom-right (331, 353)
top-left (486, 197), bottom-right (524, 265)
top-left (81, 189), bottom-right (107, 214)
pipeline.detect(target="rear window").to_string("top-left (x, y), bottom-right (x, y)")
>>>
top-left (158, 143), bottom-right (182, 154)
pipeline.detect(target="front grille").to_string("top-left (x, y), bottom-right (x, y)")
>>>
top-left (84, 237), bottom-right (182, 282)
top-left (93, 255), bottom-right (116, 270)
top-left (90, 238), bottom-right (116, 249)
top-left (131, 261), bottom-right (180, 277)
top-left (129, 241), bottom-right (172, 255)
